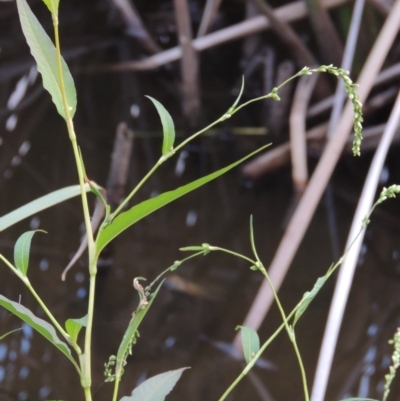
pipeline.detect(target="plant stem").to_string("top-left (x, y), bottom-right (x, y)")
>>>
top-left (52, 10), bottom-right (95, 400)
top-left (112, 378), bottom-right (121, 401)
top-left (111, 117), bottom-right (226, 220)
top-left (111, 162), bottom-right (160, 219)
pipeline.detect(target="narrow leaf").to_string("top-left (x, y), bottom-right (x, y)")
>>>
top-left (16, 0), bottom-right (76, 119)
top-left (179, 246), bottom-right (205, 251)
top-left (146, 96), bottom-right (175, 155)
top-left (236, 325), bottom-right (260, 364)
top-left (0, 184), bottom-right (92, 231)
top-left (0, 328), bottom-right (22, 340)
top-left (65, 315), bottom-right (87, 344)
top-left (116, 281), bottom-right (164, 378)
top-left (0, 295), bottom-right (78, 370)
top-left (230, 76), bottom-right (245, 111)
top-left (339, 399), bottom-right (378, 401)
top-left (41, 0), bottom-right (59, 14)
top-left (14, 230), bottom-right (45, 276)
top-left (120, 367), bottom-right (189, 401)
top-left (293, 276), bottom-right (327, 325)
top-left (96, 144), bottom-right (270, 254)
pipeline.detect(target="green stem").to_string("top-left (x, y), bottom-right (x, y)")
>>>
top-left (52, 10), bottom-right (95, 400)
top-left (148, 251), bottom-right (205, 289)
top-left (218, 304), bottom-right (301, 401)
top-left (111, 162), bottom-right (160, 219)
top-left (207, 246), bottom-right (256, 265)
top-left (112, 378), bottom-right (121, 401)
top-left (111, 117), bottom-right (226, 220)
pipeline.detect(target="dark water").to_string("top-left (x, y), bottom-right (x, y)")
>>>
top-left (1, 104), bottom-right (400, 401)
top-left (2, 1), bottom-right (400, 400)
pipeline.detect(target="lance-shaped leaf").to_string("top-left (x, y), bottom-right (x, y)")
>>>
top-left (96, 144), bottom-right (270, 254)
top-left (120, 367), bottom-right (189, 401)
top-left (116, 281), bottom-right (164, 379)
top-left (65, 315), bottom-right (87, 345)
top-left (0, 184), bottom-right (92, 231)
top-left (16, 0), bottom-right (76, 119)
top-left (236, 325), bottom-right (260, 364)
top-left (146, 96), bottom-right (175, 155)
top-left (14, 230), bottom-right (45, 276)
top-left (0, 295), bottom-right (78, 370)
top-left (41, 0), bottom-right (59, 14)
top-left (293, 276), bottom-right (327, 326)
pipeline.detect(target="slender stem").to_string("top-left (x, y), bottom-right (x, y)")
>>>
top-left (52, 10), bottom-right (95, 399)
top-left (0, 255), bottom-right (82, 373)
top-left (148, 251), bottom-right (205, 289)
top-left (111, 162), bottom-right (160, 219)
top-left (232, 71), bottom-right (304, 115)
top-left (112, 117), bottom-right (226, 220)
top-left (257, 260), bottom-right (309, 401)
top-left (112, 378), bottom-right (121, 401)
top-left (208, 247), bottom-right (256, 265)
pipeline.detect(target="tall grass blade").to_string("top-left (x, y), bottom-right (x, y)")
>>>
top-left (16, 0), bottom-right (76, 119)
top-left (120, 367), bottom-right (189, 401)
top-left (146, 96), bottom-right (175, 155)
top-left (14, 230), bottom-right (45, 276)
top-left (96, 144), bottom-right (270, 254)
top-left (0, 185), bottom-right (91, 231)
top-left (0, 295), bottom-right (77, 368)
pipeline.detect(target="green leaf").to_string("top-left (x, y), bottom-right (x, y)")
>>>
top-left (293, 276), bottom-right (327, 326)
top-left (146, 96), bottom-right (175, 155)
top-left (65, 315), bottom-right (87, 344)
top-left (116, 281), bottom-right (164, 379)
top-left (96, 144), bottom-right (270, 254)
top-left (236, 325), bottom-right (260, 364)
top-left (230, 76), bottom-right (245, 112)
top-left (16, 0), bottom-right (77, 119)
top-left (120, 367), bottom-right (189, 401)
top-left (0, 184), bottom-right (92, 231)
top-left (179, 246), bottom-right (205, 251)
top-left (339, 399), bottom-right (378, 401)
top-left (0, 328), bottom-right (22, 340)
top-left (14, 230), bottom-right (45, 276)
top-left (0, 295), bottom-right (78, 370)
top-left (41, 0), bottom-right (59, 14)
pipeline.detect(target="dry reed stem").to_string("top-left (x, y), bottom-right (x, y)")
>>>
top-left (304, 0), bottom-right (343, 65)
top-left (173, 0), bottom-right (201, 126)
top-left (233, 0), bottom-right (400, 352)
top-left (249, 0), bottom-right (316, 66)
top-left (289, 73), bottom-right (318, 190)
top-left (197, 0), bottom-right (223, 37)
top-left (85, 0), bottom-right (349, 72)
top-left (311, 84), bottom-right (400, 401)
top-left (109, 0), bottom-right (161, 54)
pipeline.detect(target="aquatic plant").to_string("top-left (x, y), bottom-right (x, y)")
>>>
top-left (0, 0), bottom-right (398, 401)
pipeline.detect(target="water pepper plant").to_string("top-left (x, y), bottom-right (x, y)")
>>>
top-left (0, 0), bottom-right (398, 401)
